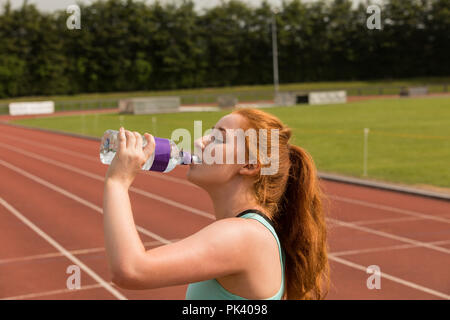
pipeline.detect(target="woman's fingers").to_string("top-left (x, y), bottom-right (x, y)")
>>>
top-left (120, 129), bottom-right (153, 165)
top-left (143, 133), bottom-right (155, 160)
top-left (118, 127), bottom-right (126, 151)
top-left (134, 131), bottom-right (142, 151)
top-left (125, 130), bottom-right (135, 149)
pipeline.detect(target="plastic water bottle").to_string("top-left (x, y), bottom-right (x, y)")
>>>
top-left (100, 129), bottom-right (201, 172)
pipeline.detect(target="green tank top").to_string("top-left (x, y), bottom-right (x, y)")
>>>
top-left (185, 211), bottom-right (285, 300)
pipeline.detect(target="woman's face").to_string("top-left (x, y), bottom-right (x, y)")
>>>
top-left (186, 113), bottom-right (249, 189)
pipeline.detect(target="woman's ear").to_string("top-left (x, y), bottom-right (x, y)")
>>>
top-left (239, 163), bottom-right (260, 177)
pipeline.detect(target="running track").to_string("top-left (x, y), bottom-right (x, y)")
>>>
top-left (0, 123), bottom-right (449, 300)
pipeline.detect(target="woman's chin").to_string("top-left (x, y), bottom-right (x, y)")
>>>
top-left (186, 166), bottom-right (207, 188)
top-left (186, 166), bottom-right (197, 183)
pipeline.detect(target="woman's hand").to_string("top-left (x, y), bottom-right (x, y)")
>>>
top-left (105, 127), bottom-right (155, 189)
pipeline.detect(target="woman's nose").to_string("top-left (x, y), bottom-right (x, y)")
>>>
top-left (194, 136), bottom-right (205, 151)
top-left (194, 135), bottom-right (212, 151)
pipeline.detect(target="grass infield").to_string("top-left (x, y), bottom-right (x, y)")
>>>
top-left (11, 96), bottom-right (450, 190)
top-left (1, 77), bottom-right (449, 105)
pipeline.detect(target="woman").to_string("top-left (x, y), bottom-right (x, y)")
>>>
top-left (103, 108), bottom-right (330, 300)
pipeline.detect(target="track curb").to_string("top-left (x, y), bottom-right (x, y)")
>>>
top-left (1, 121), bottom-right (449, 201)
top-left (318, 172), bottom-right (449, 201)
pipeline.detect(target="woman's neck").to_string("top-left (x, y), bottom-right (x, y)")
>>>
top-left (207, 179), bottom-right (264, 220)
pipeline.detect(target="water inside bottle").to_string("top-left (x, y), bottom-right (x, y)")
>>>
top-left (100, 130), bottom-right (118, 164)
top-left (100, 129), bottom-right (202, 170)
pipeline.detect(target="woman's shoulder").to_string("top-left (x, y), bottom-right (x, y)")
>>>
top-left (224, 215), bottom-right (275, 242)
top-left (233, 214), bottom-right (280, 243)
top-left (215, 216), bottom-right (285, 299)
top-left (201, 218), bottom-right (263, 255)
top-left (224, 216), bottom-right (282, 264)
top-left (207, 217), bottom-right (274, 260)
top-left (205, 218), bottom-right (262, 247)
top-left (206, 216), bottom-right (279, 261)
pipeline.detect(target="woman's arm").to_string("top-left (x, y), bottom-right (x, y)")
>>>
top-left (103, 128), bottom-right (154, 283)
top-left (103, 128), bottom-right (255, 290)
top-left (103, 179), bottom-right (145, 283)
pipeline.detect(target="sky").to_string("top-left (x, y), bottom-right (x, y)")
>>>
top-left (3, 0), bottom-right (284, 12)
top-left (2, 0), bottom-right (374, 12)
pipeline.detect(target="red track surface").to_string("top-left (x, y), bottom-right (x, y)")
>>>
top-left (0, 123), bottom-right (449, 300)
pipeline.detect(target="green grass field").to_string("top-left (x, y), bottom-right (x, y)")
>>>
top-left (1, 77), bottom-right (449, 115)
top-left (11, 97), bottom-right (450, 190)
top-left (1, 77), bottom-right (449, 105)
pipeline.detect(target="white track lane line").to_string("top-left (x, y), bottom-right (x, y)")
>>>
top-left (349, 216), bottom-right (424, 226)
top-left (0, 133), bottom-right (95, 161)
top-left (1, 157), bottom-right (450, 299)
top-left (1, 141), bottom-right (446, 224)
top-left (1, 133), bottom-right (448, 223)
top-left (0, 133), bottom-right (199, 188)
top-left (0, 127), bottom-right (99, 148)
top-left (328, 254), bottom-right (450, 300)
top-left (1, 283), bottom-right (105, 300)
top-left (328, 194), bottom-right (450, 224)
top-left (2, 237), bottom-right (448, 266)
top-left (0, 158), bottom-right (172, 245)
top-left (0, 142), bottom-right (213, 220)
top-left (331, 239), bottom-right (450, 257)
top-left (0, 197), bottom-right (127, 300)
top-left (2, 144), bottom-right (449, 255)
top-left (0, 239), bottom-right (180, 266)
top-left (328, 218), bottom-right (450, 255)
top-left (0, 144), bottom-right (449, 255)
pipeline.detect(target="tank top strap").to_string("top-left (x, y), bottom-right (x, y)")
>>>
top-left (236, 210), bottom-right (285, 274)
top-left (236, 209), bottom-right (275, 229)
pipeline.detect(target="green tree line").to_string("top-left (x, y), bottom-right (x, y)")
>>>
top-left (0, 0), bottom-right (448, 98)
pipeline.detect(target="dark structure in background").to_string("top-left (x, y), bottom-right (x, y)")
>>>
top-left (0, 0), bottom-right (448, 98)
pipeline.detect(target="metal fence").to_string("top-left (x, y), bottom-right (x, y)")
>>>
top-left (0, 83), bottom-right (448, 115)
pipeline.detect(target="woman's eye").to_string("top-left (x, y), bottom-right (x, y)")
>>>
top-left (211, 135), bottom-right (223, 144)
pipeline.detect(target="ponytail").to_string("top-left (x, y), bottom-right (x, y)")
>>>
top-left (232, 108), bottom-right (330, 300)
top-left (274, 144), bottom-right (330, 300)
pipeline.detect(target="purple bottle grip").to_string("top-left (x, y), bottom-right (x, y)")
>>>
top-left (182, 152), bottom-right (192, 165)
top-left (149, 138), bottom-right (171, 172)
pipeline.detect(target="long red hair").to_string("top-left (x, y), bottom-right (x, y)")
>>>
top-left (233, 108), bottom-right (330, 300)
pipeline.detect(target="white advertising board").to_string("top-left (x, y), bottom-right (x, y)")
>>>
top-left (9, 101), bottom-right (55, 116)
top-left (308, 91), bottom-right (347, 105)
top-left (119, 97), bottom-right (180, 115)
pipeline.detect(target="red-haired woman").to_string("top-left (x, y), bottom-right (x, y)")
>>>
top-left (103, 108), bottom-right (330, 300)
